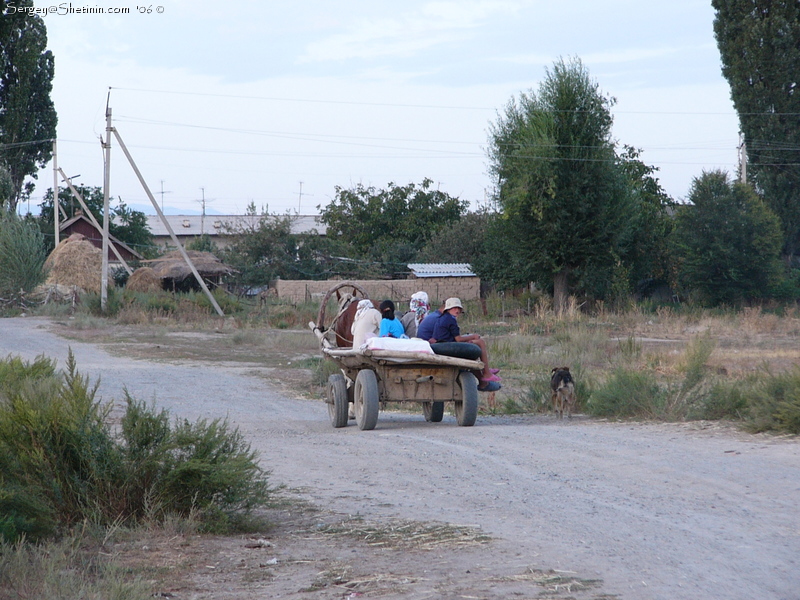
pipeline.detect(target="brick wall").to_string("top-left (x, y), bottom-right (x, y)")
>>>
top-left (273, 278), bottom-right (480, 305)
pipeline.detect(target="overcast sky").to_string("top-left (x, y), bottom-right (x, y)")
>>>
top-left (25, 0), bottom-right (739, 215)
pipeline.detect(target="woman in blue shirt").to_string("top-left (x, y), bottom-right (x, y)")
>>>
top-left (379, 300), bottom-right (406, 338)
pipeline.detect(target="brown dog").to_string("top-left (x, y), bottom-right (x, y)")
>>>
top-left (550, 367), bottom-right (576, 419)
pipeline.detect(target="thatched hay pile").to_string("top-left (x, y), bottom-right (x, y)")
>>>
top-left (144, 250), bottom-right (235, 281)
top-left (44, 233), bottom-right (103, 294)
top-left (126, 267), bottom-right (163, 293)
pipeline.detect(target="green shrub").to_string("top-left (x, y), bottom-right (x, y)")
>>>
top-left (193, 288), bottom-right (242, 314)
top-left (676, 334), bottom-right (716, 396)
top-left (157, 416), bottom-right (269, 531)
top-left (269, 305), bottom-right (301, 329)
top-left (311, 358), bottom-right (341, 388)
top-left (745, 367), bottom-right (800, 434)
top-left (145, 293), bottom-right (178, 313)
top-left (701, 382), bottom-right (748, 420)
top-left (0, 213), bottom-right (47, 304)
top-left (588, 368), bottom-right (664, 418)
top-left (0, 352), bottom-right (273, 543)
top-left (0, 354), bottom-right (57, 395)
top-left (85, 287), bottom-right (123, 316)
top-left (519, 369), bottom-right (554, 413)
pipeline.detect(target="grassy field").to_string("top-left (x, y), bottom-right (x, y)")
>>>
top-left (29, 289), bottom-right (800, 433)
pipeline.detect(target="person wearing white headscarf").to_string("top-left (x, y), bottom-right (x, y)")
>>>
top-left (401, 291), bottom-right (430, 337)
top-left (409, 291), bottom-right (430, 327)
top-left (351, 299), bottom-right (381, 348)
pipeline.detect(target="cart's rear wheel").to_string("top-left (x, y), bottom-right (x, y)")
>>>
top-left (354, 369), bottom-right (379, 430)
top-left (327, 374), bottom-right (349, 428)
top-left (455, 371), bottom-right (479, 426)
top-left (423, 401), bottom-right (444, 422)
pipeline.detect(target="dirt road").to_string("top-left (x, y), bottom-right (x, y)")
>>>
top-left (1, 316), bottom-right (798, 600)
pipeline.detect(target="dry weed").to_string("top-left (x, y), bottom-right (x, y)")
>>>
top-left (489, 567), bottom-right (603, 594)
top-left (316, 517), bottom-right (490, 550)
top-left (740, 306), bottom-right (783, 335)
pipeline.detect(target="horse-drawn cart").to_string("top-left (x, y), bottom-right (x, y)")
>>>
top-left (309, 283), bottom-right (483, 430)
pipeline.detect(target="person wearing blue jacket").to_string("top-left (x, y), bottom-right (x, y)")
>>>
top-left (432, 297), bottom-right (500, 388)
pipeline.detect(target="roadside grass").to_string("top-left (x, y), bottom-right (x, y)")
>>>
top-left (470, 296), bottom-right (800, 432)
top-left (0, 530), bottom-right (155, 600)
top-left (25, 289), bottom-right (800, 432)
top-left (58, 288), bottom-right (317, 332)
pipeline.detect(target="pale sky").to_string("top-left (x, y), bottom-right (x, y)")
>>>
top-left (24, 0), bottom-right (739, 215)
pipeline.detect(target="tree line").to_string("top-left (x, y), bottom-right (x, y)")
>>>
top-left (3, 1), bottom-right (799, 309)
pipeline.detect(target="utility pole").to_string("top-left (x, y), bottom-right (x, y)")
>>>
top-left (101, 104), bottom-right (112, 312)
top-left (196, 187), bottom-right (214, 235)
top-left (113, 127), bottom-right (225, 317)
top-left (298, 181), bottom-right (303, 213)
top-left (159, 180), bottom-right (172, 212)
top-left (52, 139), bottom-right (59, 246)
top-left (297, 181), bottom-right (312, 213)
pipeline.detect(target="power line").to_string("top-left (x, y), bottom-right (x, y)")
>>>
top-left (110, 86), bottom-right (495, 111)
top-left (0, 138), bottom-right (56, 151)
top-left (112, 86), bottom-right (800, 117)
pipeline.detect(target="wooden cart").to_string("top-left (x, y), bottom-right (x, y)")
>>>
top-left (309, 283), bottom-right (483, 430)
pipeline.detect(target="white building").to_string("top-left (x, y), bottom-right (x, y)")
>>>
top-left (144, 214), bottom-right (327, 249)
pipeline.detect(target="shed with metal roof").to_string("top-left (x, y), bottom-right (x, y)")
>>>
top-left (407, 263), bottom-right (476, 278)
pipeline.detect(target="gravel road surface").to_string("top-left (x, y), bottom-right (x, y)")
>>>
top-left (1, 316), bottom-right (798, 600)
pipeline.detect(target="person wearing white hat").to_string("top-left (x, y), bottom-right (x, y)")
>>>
top-left (432, 297), bottom-right (500, 388)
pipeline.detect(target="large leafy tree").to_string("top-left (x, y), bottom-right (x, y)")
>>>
top-left (712, 1), bottom-right (800, 258)
top-left (0, 0), bottom-right (57, 212)
top-left (672, 170), bottom-right (783, 305)
top-left (221, 212), bottom-right (375, 286)
top-left (416, 210), bottom-right (493, 264)
top-left (319, 178), bottom-right (468, 269)
top-left (487, 57), bottom-right (632, 310)
top-left (615, 146), bottom-right (675, 293)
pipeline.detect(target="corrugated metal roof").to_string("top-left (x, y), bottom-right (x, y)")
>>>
top-left (407, 263), bottom-right (476, 278)
top-left (141, 214), bottom-right (327, 237)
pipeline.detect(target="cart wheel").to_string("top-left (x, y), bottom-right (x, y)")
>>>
top-left (354, 369), bottom-right (380, 430)
top-left (423, 401), bottom-right (444, 422)
top-left (327, 374), bottom-right (349, 428)
top-left (455, 372), bottom-right (479, 427)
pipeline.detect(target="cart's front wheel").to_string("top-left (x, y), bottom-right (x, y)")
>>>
top-left (423, 401), bottom-right (444, 422)
top-left (327, 374), bottom-right (349, 428)
top-left (354, 369), bottom-right (380, 430)
top-left (455, 371), bottom-right (479, 426)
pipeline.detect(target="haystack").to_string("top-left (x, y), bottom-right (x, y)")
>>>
top-left (145, 250), bottom-right (234, 281)
top-left (44, 233), bottom-right (103, 294)
top-left (126, 266), bottom-right (163, 293)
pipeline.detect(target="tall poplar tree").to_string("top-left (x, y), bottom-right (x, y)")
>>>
top-left (487, 57), bottom-right (631, 311)
top-left (0, 0), bottom-right (58, 212)
top-left (712, 1), bottom-right (800, 258)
